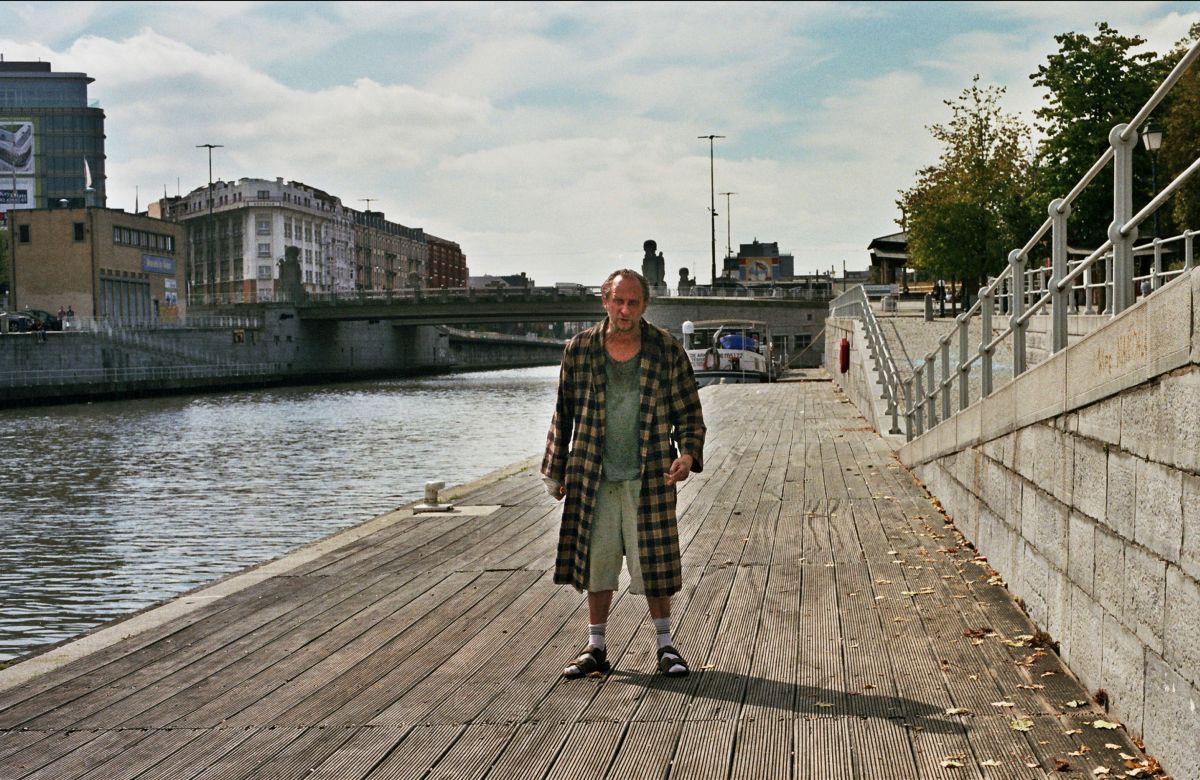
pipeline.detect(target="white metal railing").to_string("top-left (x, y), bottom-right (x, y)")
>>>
top-left (829, 285), bottom-right (904, 435)
top-left (901, 39), bottom-right (1200, 441)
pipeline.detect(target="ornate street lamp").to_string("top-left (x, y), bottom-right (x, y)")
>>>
top-left (1141, 124), bottom-right (1163, 239)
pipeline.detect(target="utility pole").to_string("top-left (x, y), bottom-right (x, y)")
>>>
top-left (720, 192), bottom-right (737, 259)
top-left (196, 144), bottom-right (222, 303)
top-left (699, 134), bottom-right (724, 284)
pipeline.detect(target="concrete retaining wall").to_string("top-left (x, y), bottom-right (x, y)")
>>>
top-left (0, 313), bottom-right (562, 405)
top-left (899, 268), bottom-right (1200, 779)
top-left (824, 316), bottom-right (901, 443)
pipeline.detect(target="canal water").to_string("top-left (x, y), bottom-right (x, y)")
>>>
top-left (0, 365), bottom-right (560, 662)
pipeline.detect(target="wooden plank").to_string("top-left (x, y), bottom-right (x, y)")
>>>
top-left (542, 721), bottom-right (625, 780)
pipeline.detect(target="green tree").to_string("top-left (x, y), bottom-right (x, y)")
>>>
top-left (898, 77), bottom-right (1038, 297)
top-left (1030, 23), bottom-right (1168, 247)
top-left (1160, 23), bottom-right (1200, 233)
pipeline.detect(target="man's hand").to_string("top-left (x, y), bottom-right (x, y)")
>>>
top-left (542, 476), bottom-right (565, 501)
top-left (666, 454), bottom-right (694, 486)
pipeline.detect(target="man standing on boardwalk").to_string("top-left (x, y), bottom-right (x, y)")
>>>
top-left (542, 268), bottom-right (706, 679)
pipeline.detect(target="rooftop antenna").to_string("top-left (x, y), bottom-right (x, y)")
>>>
top-left (359, 198), bottom-right (375, 212)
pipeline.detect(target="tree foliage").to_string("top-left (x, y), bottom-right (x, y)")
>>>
top-left (1160, 23), bottom-right (1200, 232)
top-left (1030, 23), bottom-right (1169, 246)
top-left (897, 77), bottom-right (1038, 291)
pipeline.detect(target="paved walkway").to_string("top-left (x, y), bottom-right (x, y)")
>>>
top-left (0, 378), bottom-right (1150, 779)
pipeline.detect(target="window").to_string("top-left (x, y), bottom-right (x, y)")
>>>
top-left (257, 265), bottom-right (273, 280)
top-left (18, 224), bottom-right (29, 243)
top-left (257, 243), bottom-right (271, 258)
top-left (257, 189), bottom-right (270, 199)
top-left (256, 218), bottom-right (271, 236)
top-left (283, 219), bottom-right (292, 239)
top-left (73, 222), bottom-right (85, 241)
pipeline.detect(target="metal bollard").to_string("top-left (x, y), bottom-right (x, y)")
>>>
top-left (923, 294), bottom-right (933, 322)
top-left (413, 480), bottom-right (455, 514)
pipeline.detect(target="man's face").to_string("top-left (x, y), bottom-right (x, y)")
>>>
top-left (602, 275), bottom-right (647, 334)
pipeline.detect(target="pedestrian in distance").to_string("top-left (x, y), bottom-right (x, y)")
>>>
top-left (542, 268), bottom-right (706, 680)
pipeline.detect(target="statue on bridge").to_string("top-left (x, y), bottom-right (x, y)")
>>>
top-left (642, 240), bottom-right (665, 294)
top-left (677, 267), bottom-right (695, 294)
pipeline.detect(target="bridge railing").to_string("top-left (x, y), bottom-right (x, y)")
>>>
top-left (902, 38), bottom-right (1200, 442)
top-left (829, 285), bottom-right (905, 435)
top-left (186, 283), bottom-right (833, 308)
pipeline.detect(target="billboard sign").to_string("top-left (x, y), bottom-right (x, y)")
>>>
top-left (142, 254), bottom-right (177, 275)
top-left (0, 122), bottom-right (34, 175)
top-left (0, 121), bottom-right (36, 214)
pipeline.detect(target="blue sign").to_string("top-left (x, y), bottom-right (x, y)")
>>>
top-left (142, 254), bottom-right (176, 275)
top-left (0, 189), bottom-right (28, 205)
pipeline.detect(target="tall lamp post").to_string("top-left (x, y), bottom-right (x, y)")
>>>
top-left (719, 191), bottom-right (737, 260)
top-left (699, 134), bottom-right (724, 284)
top-left (1141, 124), bottom-right (1163, 239)
top-left (196, 143), bottom-right (223, 303)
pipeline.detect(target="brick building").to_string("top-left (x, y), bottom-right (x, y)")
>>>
top-left (426, 234), bottom-right (468, 288)
top-left (10, 207), bottom-right (186, 321)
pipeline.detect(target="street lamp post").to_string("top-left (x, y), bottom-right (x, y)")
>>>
top-left (196, 143), bottom-right (223, 303)
top-left (699, 134), bottom-right (724, 284)
top-left (1141, 124), bottom-right (1163, 239)
top-left (719, 191), bottom-right (737, 260)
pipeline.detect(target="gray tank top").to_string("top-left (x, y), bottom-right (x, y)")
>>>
top-left (603, 351), bottom-right (642, 481)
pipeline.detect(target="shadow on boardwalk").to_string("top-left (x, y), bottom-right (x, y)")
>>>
top-left (607, 670), bottom-right (964, 735)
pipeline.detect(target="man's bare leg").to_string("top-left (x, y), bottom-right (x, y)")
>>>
top-left (588, 590), bottom-right (614, 624)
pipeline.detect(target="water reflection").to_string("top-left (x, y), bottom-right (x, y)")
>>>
top-left (0, 366), bottom-right (559, 661)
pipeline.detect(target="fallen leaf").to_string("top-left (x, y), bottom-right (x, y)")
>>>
top-left (1011, 718), bottom-right (1034, 731)
top-left (1104, 744), bottom-right (1120, 750)
top-left (1093, 769), bottom-right (1110, 777)
top-left (1041, 671), bottom-right (1057, 678)
top-left (1018, 684), bottom-right (1045, 690)
top-left (992, 701), bottom-right (1016, 708)
top-left (1093, 719), bottom-right (1121, 730)
top-left (815, 701), bottom-right (834, 708)
top-left (1068, 746), bottom-right (1091, 756)
top-left (944, 707), bottom-right (970, 715)
top-left (1065, 699), bottom-right (1088, 708)
top-left (940, 755), bottom-right (967, 769)
top-left (1054, 758), bottom-right (1072, 771)
top-left (1119, 753), bottom-right (1136, 761)
top-left (980, 759), bottom-right (1002, 767)
top-left (1065, 729), bottom-right (1083, 735)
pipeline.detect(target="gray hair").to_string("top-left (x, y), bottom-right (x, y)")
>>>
top-left (600, 269), bottom-right (650, 303)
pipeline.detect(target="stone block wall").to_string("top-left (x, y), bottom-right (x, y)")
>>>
top-left (899, 268), bottom-right (1200, 779)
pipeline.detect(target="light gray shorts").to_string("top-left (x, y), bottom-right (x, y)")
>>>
top-left (587, 479), bottom-right (645, 595)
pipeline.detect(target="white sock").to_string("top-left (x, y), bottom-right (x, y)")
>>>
top-left (588, 622), bottom-right (606, 650)
top-left (653, 616), bottom-right (673, 649)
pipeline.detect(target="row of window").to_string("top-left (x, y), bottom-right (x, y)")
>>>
top-left (113, 225), bottom-right (176, 253)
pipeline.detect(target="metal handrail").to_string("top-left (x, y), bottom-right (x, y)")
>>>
top-left (897, 38), bottom-right (1200, 442)
top-left (829, 285), bottom-right (904, 435)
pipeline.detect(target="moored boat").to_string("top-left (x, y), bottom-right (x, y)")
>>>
top-left (682, 319), bottom-right (778, 386)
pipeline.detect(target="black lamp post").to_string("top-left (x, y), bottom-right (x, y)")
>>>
top-left (699, 134), bottom-right (724, 284)
top-left (1141, 124), bottom-right (1163, 239)
top-left (197, 143), bottom-right (223, 301)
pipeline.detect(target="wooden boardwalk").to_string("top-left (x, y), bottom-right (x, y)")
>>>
top-left (0, 376), bottom-right (1152, 779)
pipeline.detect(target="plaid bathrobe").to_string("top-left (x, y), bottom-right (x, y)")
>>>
top-left (542, 318), bottom-right (706, 598)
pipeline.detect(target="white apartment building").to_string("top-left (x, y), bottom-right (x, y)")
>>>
top-left (162, 177), bottom-right (356, 302)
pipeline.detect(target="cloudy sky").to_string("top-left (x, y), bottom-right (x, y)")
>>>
top-left (2, 1), bottom-right (1197, 284)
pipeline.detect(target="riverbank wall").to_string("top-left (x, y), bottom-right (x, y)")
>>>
top-left (0, 309), bottom-right (565, 406)
top-left (856, 269), bottom-right (1200, 780)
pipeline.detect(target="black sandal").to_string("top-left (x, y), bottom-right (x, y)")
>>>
top-left (562, 645), bottom-right (610, 679)
top-left (657, 645), bottom-right (689, 677)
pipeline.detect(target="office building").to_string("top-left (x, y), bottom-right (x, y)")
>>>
top-left (0, 61), bottom-right (106, 223)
